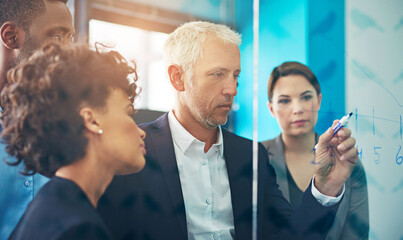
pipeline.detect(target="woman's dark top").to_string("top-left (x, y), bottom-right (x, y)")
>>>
top-left (286, 166), bottom-right (304, 210)
top-left (9, 177), bottom-right (114, 240)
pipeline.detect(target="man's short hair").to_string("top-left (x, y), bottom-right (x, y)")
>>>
top-left (164, 21), bottom-right (241, 76)
top-left (0, 0), bottom-right (67, 32)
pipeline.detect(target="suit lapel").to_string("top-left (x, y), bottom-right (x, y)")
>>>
top-left (223, 130), bottom-right (252, 239)
top-left (148, 114), bottom-right (188, 238)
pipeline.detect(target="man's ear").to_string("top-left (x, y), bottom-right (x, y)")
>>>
top-left (0, 22), bottom-right (25, 49)
top-left (80, 107), bottom-right (101, 135)
top-left (168, 64), bottom-right (185, 92)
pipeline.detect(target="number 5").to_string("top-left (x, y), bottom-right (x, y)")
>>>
top-left (374, 147), bottom-right (381, 164)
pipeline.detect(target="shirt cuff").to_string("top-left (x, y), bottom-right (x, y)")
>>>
top-left (311, 175), bottom-right (345, 207)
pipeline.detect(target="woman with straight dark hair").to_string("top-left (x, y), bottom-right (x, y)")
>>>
top-left (262, 61), bottom-right (369, 240)
top-left (1, 42), bottom-right (146, 240)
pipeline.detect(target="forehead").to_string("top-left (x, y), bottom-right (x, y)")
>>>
top-left (273, 75), bottom-right (316, 95)
top-left (28, 1), bottom-right (74, 36)
top-left (194, 36), bottom-right (240, 71)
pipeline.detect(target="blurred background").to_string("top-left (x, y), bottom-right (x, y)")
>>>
top-left (68, 0), bottom-right (403, 239)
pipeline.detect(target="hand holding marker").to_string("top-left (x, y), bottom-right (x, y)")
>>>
top-left (314, 112), bottom-right (353, 151)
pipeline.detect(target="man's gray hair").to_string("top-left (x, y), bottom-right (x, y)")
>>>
top-left (164, 21), bottom-right (241, 76)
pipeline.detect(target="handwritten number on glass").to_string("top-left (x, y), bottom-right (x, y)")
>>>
top-left (396, 145), bottom-right (402, 166)
top-left (357, 146), bottom-right (363, 162)
top-left (374, 147), bottom-right (381, 164)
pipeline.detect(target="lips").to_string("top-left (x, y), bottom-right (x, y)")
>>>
top-left (140, 144), bottom-right (146, 155)
top-left (292, 120), bottom-right (308, 126)
top-left (217, 103), bottom-right (233, 111)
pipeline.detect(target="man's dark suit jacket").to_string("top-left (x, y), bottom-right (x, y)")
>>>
top-left (10, 177), bottom-right (113, 240)
top-left (98, 113), bottom-right (338, 240)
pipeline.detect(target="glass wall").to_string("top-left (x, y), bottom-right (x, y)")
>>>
top-left (83, 0), bottom-right (403, 239)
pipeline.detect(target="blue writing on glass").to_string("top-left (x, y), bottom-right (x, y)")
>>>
top-left (374, 146), bottom-right (381, 164)
top-left (357, 145), bottom-right (363, 162)
top-left (396, 145), bottom-right (402, 166)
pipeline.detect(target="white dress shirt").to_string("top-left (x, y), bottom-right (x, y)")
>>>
top-left (167, 111), bottom-right (343, 240)
top-left (168, 112), bottom-right (235, 240)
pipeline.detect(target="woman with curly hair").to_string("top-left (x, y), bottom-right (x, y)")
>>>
top-left (1, 42), bottom-right (146, 239)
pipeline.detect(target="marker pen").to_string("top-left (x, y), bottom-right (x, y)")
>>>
top-left (314, 112), bottom-right (353, 151)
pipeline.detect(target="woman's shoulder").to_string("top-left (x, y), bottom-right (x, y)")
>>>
top-left (261, 134), bottom-right (282, 151)
top-left (348, 159), bottom-right (367, 188)
top-left (11, 195), bottom-right (110, 240)
top-left (14, 177), bottom-right (107, 238)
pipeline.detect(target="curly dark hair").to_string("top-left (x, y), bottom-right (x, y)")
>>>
top-left (0, 42), bottom-right (139, 177)
top-left (0, 0), bottom-right (67, 32)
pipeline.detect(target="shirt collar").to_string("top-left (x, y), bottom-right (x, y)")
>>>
top-left (168, 111), bottom-right (224, 157)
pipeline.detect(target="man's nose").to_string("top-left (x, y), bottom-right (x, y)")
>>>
top-left (222, 78), bottom-right (237, 96)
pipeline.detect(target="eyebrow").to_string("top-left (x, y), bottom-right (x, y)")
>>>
top-left (47, 26), bottom-right (74, 35)
top-left (300, 90), bottom-right (314, 96)
top-left (208, 67), bottom-right (241, 74)
top-left (278, 90), bottom-right (314, 98)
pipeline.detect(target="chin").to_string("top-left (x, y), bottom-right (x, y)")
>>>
top-left (115, 167), bottom-right (142, 175)
top-left (115, 158), bottom-right (146, 175)
top-left (213, 116), bottom-right (229, 126)
top-left (291, 129), bottom-right (313, 137)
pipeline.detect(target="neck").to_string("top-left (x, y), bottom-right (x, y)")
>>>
top-left (281, 131), bottom-right (316, 154)
top-left (55, 147), bottom-right (115, 207)
top-left (172, 107), bottom-right (218, 153)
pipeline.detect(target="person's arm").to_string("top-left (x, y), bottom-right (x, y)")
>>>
top-left (314, 121), bottom-right (358, 197)
top-left (339, 160), bottom-right (369, 240)
top-left (260, 144), bottom-right (339, 240)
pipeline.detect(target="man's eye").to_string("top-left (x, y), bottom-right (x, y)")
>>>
top-left (212, 73), bottom-right (223, 78)
top-left (50, 35), bottom-right (62, 41)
